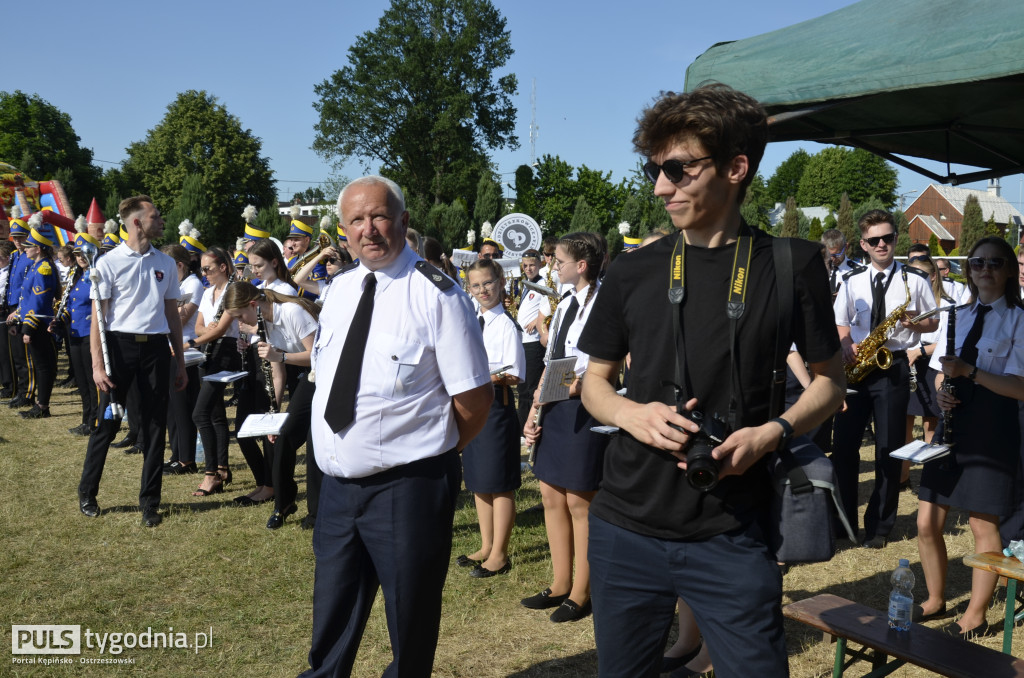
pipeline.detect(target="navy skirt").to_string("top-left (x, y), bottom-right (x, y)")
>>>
top-left (907, 366), bottom-right (941, 418)
top-left (462, 385), bottom-right (522, 494)
top-left (532, 398), bottom-right (608, 492)
top-left (919, 379), bottom-right (1020, 516)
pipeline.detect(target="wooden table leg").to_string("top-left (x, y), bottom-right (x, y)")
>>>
top-left (834, 636), bottom-right (846, 677)
top-left (1005, 578), bottom-right (1017, 655)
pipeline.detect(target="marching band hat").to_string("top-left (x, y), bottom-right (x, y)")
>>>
top-left (623, 235), bottom-right (642, 249)
top-left (481, 237), bottom-right (504, 252)
top-left (178, 219), bottom-right (207, 253)
top-left (336, 225), bottom-right (347, 242)
top-left (102, 219), bottom-right (120, 250)
top-left (74, 232), bottom-right (101, 251)
top-left (286, 206), bottom-right (312, 239)
top-left (233, 250), bottom-right (249, 266)
top-left (26, 221), bottom-right (57, 248)
top-left (9, 205), bottom-right (29, 237)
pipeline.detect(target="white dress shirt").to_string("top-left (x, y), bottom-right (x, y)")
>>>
top-left (197, 284), bottom-right (239, 339)
top-left (479, 303), bottom-right (526, 378)
top-left (516, 278), bottom-right (552, 344)
top-left (90, 242), bottom-right (181, 334)
top-left (266, 302), bottom-right (317, 354)
top-left (834, 261), bottom-right (937, 351)
top-left (929, 296), bottom-right (1024, 377)
top-left (179, 274), bottom-right (205, 342)
top-left (544, 282), bottom-right (600, 377)
top-left (311, 246), bottom-right (490, 479)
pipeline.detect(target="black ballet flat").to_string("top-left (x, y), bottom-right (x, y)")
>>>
top-left (470, 560), bottom-right (511, 578)
top-left (661, 639), bottom-right (703, 674)
top-left (455, 554), bottom-right (480, 568)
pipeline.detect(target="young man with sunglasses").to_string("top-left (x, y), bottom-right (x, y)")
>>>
top-left (833, 209), bottom-right (938, 548)
top-left (578, 84), bottom-right (844, 677)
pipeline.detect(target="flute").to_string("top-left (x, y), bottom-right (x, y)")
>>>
top-left (940, 305), bottom-right (957, 445)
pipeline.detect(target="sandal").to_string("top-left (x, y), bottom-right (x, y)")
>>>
top-left (218, 465), bottom-right (232, 485)
top-left (192, 472), bottom-right (223, 497)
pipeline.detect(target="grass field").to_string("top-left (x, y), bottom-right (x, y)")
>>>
top-left (2, 377), bottom-right (1022, 677)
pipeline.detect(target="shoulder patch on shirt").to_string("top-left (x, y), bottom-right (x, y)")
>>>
top-left (337, 262), bottom-right (359, 275)
top-left (847, 260), bottom-right (866, 270)
top-left (503, 309), bottom-right (523, 334)
top-left (842, 266), bottom-right (867, 281)
top-left (37, 261), bottom-right (52, 276)
top-left (414, 260), bottom-right (454, 290)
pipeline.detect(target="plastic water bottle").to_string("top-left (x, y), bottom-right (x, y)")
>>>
top-left (195, 433), bottom-right (205, 465)
top-left (888, 558), bottom-right (915, 631)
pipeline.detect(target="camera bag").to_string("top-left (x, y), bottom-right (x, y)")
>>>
top-left (766, 237), bottom-right (857, 563)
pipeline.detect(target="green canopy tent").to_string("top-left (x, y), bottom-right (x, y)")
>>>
top-left (684, 0), bottom-right (1024, 185)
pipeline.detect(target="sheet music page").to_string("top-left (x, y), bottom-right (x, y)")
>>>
top-left (538, 357), bottom-right (578, 403)
top-left (890, 439), bottom-right (950, 463)
top-left (237, 412), bottom-right (290, 438)
top-left (201, 370), bottom-right (248, 383)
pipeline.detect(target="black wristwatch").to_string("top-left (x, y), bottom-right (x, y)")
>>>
top-left (968, 365), bottom-right (979, 381)
top-left (187, 338), bottom-right (196, 349)
top-left (769, 417), bottom-right (794, 449)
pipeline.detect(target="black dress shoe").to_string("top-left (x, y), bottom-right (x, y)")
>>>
top-left (7, 395), bottom-right (31, 408)
top-left (20, 405), bottom-right (50, 419)
top-left (163, 461), bottom-right (198, 475)
top-left (234, 495), bottom-right (272, 507)
top-left (125, 443), bottom-right (144, 455)
top-left (141, 508), bottom-right (162, 527)
top-left (0, 387), bottom-right (13, 399)
top-left (912, 603), bottom-right (948, 623)
top-left (266, 503), bottom-right (297, 530)
top-left (550, 598), bottom-right (592, 623)
top-left (111, 435), bottom-right (136, 449)
top-left (79, 499), bottom-right (100, 518)
top-left (456, 554), bottom-right (480, 568)
top-left (521, 588), bottom-right (570, 610)
top-left (863, 535), bottom-right (887, 549)
top-left (68, 423), bottom-right (91, 436)
top-left (661, 639), bottom-right (704, 674)
top-left (470, 560), bottom-right (512, 578)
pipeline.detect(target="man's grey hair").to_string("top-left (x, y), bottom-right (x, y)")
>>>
top-left (821, 228), bottom-right (846, 250)
top-left (337, 175), bottom-right (406, 223)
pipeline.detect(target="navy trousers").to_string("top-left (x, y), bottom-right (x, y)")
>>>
top-left (832, 355), bottom-right (910, 539)
top-left (301, 450), bottom-right (460, 678)
top-left (588, 514), bottom-right (788, 678)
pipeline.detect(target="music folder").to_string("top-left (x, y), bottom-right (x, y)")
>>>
top-left (238, 412), bottom-right (290, 438)
top-left (890, 440), bottom-right (950, 463)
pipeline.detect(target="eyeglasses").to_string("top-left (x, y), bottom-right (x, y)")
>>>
top-left (907, 254), bottom-right (930, 263)
top-left (553, 258), bottom-right (577, 269)
top-left (968, 257), bottom-right (1006, 271)
top-left (468, 279), bottom-right (499, 292)
top-left (643, 156), bottom-right (713, 184)
top-left (863, 233), bottom-right (896, 247)
top-left (936, 266), bottom-right (950, 273)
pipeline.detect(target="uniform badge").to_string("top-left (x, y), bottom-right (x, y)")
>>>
top-left (155, 270), bottom-right (164, 281)
top-left (432, 274), bottom-right (442, 283)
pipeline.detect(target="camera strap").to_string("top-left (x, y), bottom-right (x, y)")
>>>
top-left (668, 227), bottom-right (754, 430)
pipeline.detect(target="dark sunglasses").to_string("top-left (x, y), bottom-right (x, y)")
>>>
top-left (200, 265), bottom-right (222, 274)
top-left (324, 257), bottom-right (339, 265)
top-left (907, 254), bottom-right (930, 262)
top-left (968, 257), bottom-right (1005, 271)
top-left (863, 233), bottom-right (896, 247)
top-left (643, 156), bottom-right (713, 184)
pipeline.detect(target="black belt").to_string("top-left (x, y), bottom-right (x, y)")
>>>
top-left (111, 331), bottom-right (166, 342)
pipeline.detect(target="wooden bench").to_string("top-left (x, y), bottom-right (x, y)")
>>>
top-left (784, 593), bottom-right (1024, 677)
top-left (964, 551), bottom-right (1024, 654)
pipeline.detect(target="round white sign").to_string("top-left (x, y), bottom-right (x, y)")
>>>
top-left (491, 213), bottom-right (542, 258)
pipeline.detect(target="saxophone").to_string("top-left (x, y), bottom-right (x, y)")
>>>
top-left (845, 269), bottom-right (912, 385)
top-left (256, 301), bottom-right (278, 413)
top-left (542, 263), bottom-right (559, 328)
top-left (202, 272), bottom-right (236, 360)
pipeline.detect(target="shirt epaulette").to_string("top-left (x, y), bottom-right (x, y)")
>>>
top-left (337, 262), bottom-right (359, 276)
top-left (904, 265), bottom-right (929, 279)
top-left (415, 260), bottom-right (455, 291)
top-left (847, 260), bottom-right (866, 270)
top-left (842, 266), bottom-right (867, 281)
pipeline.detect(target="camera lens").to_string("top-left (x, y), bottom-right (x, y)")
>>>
top-left (686, 448), bottom-right (719, 492)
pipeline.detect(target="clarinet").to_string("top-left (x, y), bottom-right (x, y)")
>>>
top-left (940, 306), bottom-right (957, 445)
top-left (52, 267), bottom-right (79, 329)
top-left (202, 272), bottom-right (235, 360)
top-left (256, 302), bottom-right (278, 413)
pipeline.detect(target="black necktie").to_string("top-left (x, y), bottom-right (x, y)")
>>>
top-left (325, 272), bottom-right (377, 433)
top-left (829, 268), bottom-right (838, 295)
top-left (551, 297), bottom-right (580, 360)
top-left (959, 305), bottom-right (991, 366)
top-left (870, 271), bottom-right (886, 329)
top-left (478, 315), bottom-right (485, 333)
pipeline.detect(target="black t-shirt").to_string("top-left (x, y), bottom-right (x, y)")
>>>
top-left (578, 227), bottom-right (839, 540)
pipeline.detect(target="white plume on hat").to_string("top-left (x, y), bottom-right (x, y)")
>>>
top-left (178, 219), bottom-right (194, 238)
top-left (467, 229), bottom-right (476, 246)
top-left (242, 205), bottom-right (257, 223)
top-left (104, 219), bottom-right (118, 235)
top-left (290, 204), bottom-right (301, 220)
top-left (319, 215), bottom-right (331, 232)
top-left (235, 237), bottom-right (246, 251)
top-left (618, 221), bottom-right (631, 236)
top-left (10, 204), bottom-right (21, 219)
top-left (75, 215), bottom-right (88, 233)
top-left (481, 221), bottom-right (493, 238)
top-left (28, 212), bottom-right (43, 228)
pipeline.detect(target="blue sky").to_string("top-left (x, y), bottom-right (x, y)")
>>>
top-left (7, 0), bottom-right (1022, 213)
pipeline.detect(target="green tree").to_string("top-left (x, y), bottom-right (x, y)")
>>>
top-left (0, 90), bottom-right (104, 214)
top-left (575, 165), bottom-right (623, 232)
top-left (894, 209), bottom-right (911, 256)
top-left (853, 196), bottom-right (888, 225)
top-left (164, 174), bottom-right (213, 242)
top-left (959, 194), bottom-right (985, 255)
top-left (928, 232), bottom-right (940, 256)
top-left (621, 161), bottom-right (671, 236)
top-left (823, 213), bottom-right (838, 232)
top-left (534, 154), bottom-right (577, 235)
top-left (261, 206), bottom-right (288, 243)
top-left (605, 225), bottom-right (624, 261)
top-left (740, 173), bottom-right (773, 230)
top-left (808, 217), bottom-right (823, 242)
top-left (780, 196), bottom-right (799, 238)
top-left (103, 189), bottom-right (120, 224)
top-left (440, 198), bottom-right (472, 252)
top-left (121, 90), bottom-right (276, 247)
top-left (984, 214), bottom-right (1002, 239)
top-left (512, 164), bottom-right (538, 218)
top-left (473, 174), bottom-right (502, 228)
top-left (766, 149), bottom-right (810, 206)
top-left (837, 193), bottom-right (860, 259)
top-left (569, 196), bottom-right (602, 233)
top-left (797, 146), bottom-right (897, 208)
top-left (312, 0), bottom-right (517, 212)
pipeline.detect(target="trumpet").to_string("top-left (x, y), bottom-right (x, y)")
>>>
top-left (290, 233), bottom-right (334, 273)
